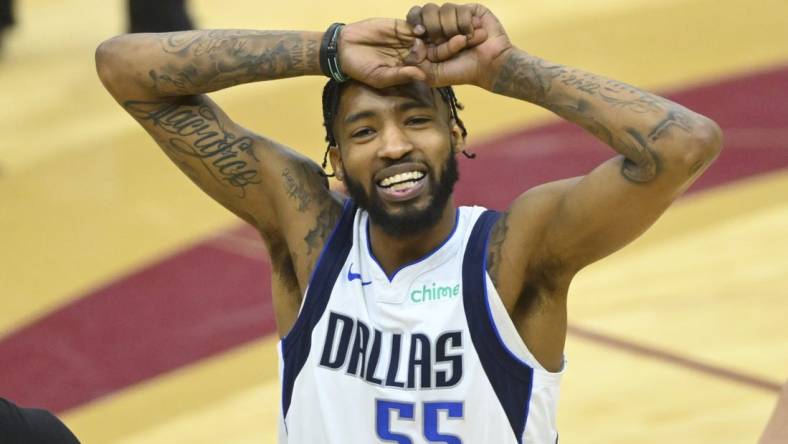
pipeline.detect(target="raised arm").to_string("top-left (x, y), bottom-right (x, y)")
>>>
top-left (405, 3), bottom-right (722, 369)
top-left (95, 23), bottom-right (428, 295)
top-left (406, 3), bottom-right (722, 274)
top-left (490, 48), bottom-right (722, 271)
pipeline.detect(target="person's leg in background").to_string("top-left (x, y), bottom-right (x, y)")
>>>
top-left (0, 0), bottom-right (14, 55)
top-left (128, 0), bottom-right (194, 33)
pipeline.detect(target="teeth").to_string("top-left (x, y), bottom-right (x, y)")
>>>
top-left (390, 181), bottom-right (418, 191)
top-left (379, 171), bottom-right (425, 187)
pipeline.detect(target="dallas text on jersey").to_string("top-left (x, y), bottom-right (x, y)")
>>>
top-left (319, 312), bottom-right (464, 389)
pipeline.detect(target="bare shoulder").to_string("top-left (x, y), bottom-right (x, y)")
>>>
top-left (486, 177), bottom-right (580, 311)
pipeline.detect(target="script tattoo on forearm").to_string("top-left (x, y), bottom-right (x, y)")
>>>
top-left (149, 30), bottom-right (319, 94)
top-left (491, 51), bottom-right (561, 103)
top-left (492, 51), bottom-right (703, 183)
top-left (492, 53), bottom-right (667, 114)
top-left (124, 98), bottom-right (261, 197)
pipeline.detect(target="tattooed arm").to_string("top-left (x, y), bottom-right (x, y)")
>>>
top-left (407, 3), bottom-right (722, 370)
top-left (487, 49), bottom-right (723, 269)
top-left (407, 3), bottom-right (722, 270)
top-left (95, 30), bottom-right (342, 305)
top-left (95, 23), bottom-right (427, 313)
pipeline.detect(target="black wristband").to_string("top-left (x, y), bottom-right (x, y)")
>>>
top-left (319, 22), bottom-right (350, 82)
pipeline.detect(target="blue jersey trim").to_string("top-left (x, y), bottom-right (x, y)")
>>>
top-left (280, 198), bottom-right (357, 420)
top-left (462, 209), bottom-right (534, 444)
top-left (366, 208), bottom-right (461, 282)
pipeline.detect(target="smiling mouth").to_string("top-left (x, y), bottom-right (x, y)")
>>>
top-left (377, 170), bottom-right (425, 188)
top-left (376, 170), bottom-right (427, 202)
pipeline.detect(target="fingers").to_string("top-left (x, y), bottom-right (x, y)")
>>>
top-left (421, 26), bottom-right (486, 63)
top-left (465, 23), bottom-right (487, 47)
top-left (403, 38), bottom-right (427, 65)
top-left (407, 3), bottom-right (477, 44)
top-left (420, 3), bottom-right (444, 44)
top-left (370, 65), bottom-right (427, 89)
top-left (439, 3), bottom-right (461, 39)
top-left (406, 6), bottom-right (425, 36)
top-left (456, 5), bottom-right (473, 36)
top-left (393, 18), bottom-right (419, 40)
top-left (426, 34), bottom-right (467, 62)
top-left (395, 66), bottom-right (428, 84)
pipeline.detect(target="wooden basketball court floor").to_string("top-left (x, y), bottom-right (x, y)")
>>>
top-left (1, 0), bottom-right (787, 442)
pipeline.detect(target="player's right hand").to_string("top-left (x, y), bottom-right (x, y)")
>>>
top-left (337, 18), bottom-right (435, 89)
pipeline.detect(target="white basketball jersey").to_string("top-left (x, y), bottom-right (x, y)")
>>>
top-left (278, 200), bottom-right (564, 444)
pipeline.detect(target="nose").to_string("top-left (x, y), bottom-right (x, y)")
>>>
top-left (377, 124), bottom-right (414, 160)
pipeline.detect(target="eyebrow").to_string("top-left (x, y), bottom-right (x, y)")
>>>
top-left (343, 110), bottom-right (376, 125)
top-left (343, 99), bottom-right (434, 125)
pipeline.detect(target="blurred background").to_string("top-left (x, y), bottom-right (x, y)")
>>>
top-left (1, 0), bottom-right (787, 442)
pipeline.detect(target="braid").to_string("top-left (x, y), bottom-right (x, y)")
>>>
top-left (320, 80), bottom-right (475, 176)
top-left (320, 79), bottom-right (351, 177)
top-left (437, 86), bottom-right (475, 159)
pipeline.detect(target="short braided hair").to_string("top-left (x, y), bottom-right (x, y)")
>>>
top-left (320, 79), bottom-right (475, 177)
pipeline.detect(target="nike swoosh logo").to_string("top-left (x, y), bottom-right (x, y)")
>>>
top-left (347, 263), bottom-right (372, 286)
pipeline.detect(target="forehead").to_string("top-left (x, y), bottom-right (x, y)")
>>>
top-left (336, 81), bottom-right (445, 121)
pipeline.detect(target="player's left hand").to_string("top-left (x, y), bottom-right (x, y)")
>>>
top-left (404, 3), bottom-right (514, 89)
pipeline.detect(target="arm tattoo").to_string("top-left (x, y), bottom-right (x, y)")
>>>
top-left (647, 109), bottom-right (694, 142)
top-left (620, 128), bottom-right (660, 183)
top-left (492, 54), bottom-right (665, 115)
top-left (150, 30), bottom-right (319, 95)
top-left (124, 97), bottom-right (261, 197)
top-left (486, 211), bottom-right (510, 288)
top-left (491, 51), bottom-right (705, 184)
top-left (279, 161), bottom-right (340, 257)
top-left (304, 202), bottom-right (341, 257)
top-left (282, 167), bottom-right (314, 212)
top-left (491, 51), bottom-right (563, 103)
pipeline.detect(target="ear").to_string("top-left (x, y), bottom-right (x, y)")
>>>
top-left (449, 119), bottom-right (466, 155)
top-left (328, 145), bottom-right (344, 181)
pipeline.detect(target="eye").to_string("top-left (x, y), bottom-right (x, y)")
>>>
top-left (406, 116), bottom-right (432, 126)
top-left (351, 128), bottom-right (375, 138)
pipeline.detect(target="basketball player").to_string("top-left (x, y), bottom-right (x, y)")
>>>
top-left (96, 3), bottom-right (723, 442)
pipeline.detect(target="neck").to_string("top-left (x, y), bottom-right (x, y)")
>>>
top-left (368, 201), bottom-right (457, 277)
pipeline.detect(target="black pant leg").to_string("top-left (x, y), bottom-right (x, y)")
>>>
top-left (128, 0), bottom-right (194, 33)
top-left (0, 0), bottom-right (14, 31)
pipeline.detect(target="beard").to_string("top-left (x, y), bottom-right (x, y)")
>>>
top-left (343, 147), bottom-right (459, 237)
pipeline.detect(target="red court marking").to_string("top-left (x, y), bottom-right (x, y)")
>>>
top-left (0, 245), bottom-right (274, 412)
top-left (1, 64), bottom-right (787, 413)
top-left (568, 325), bottom-right (783, 393)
